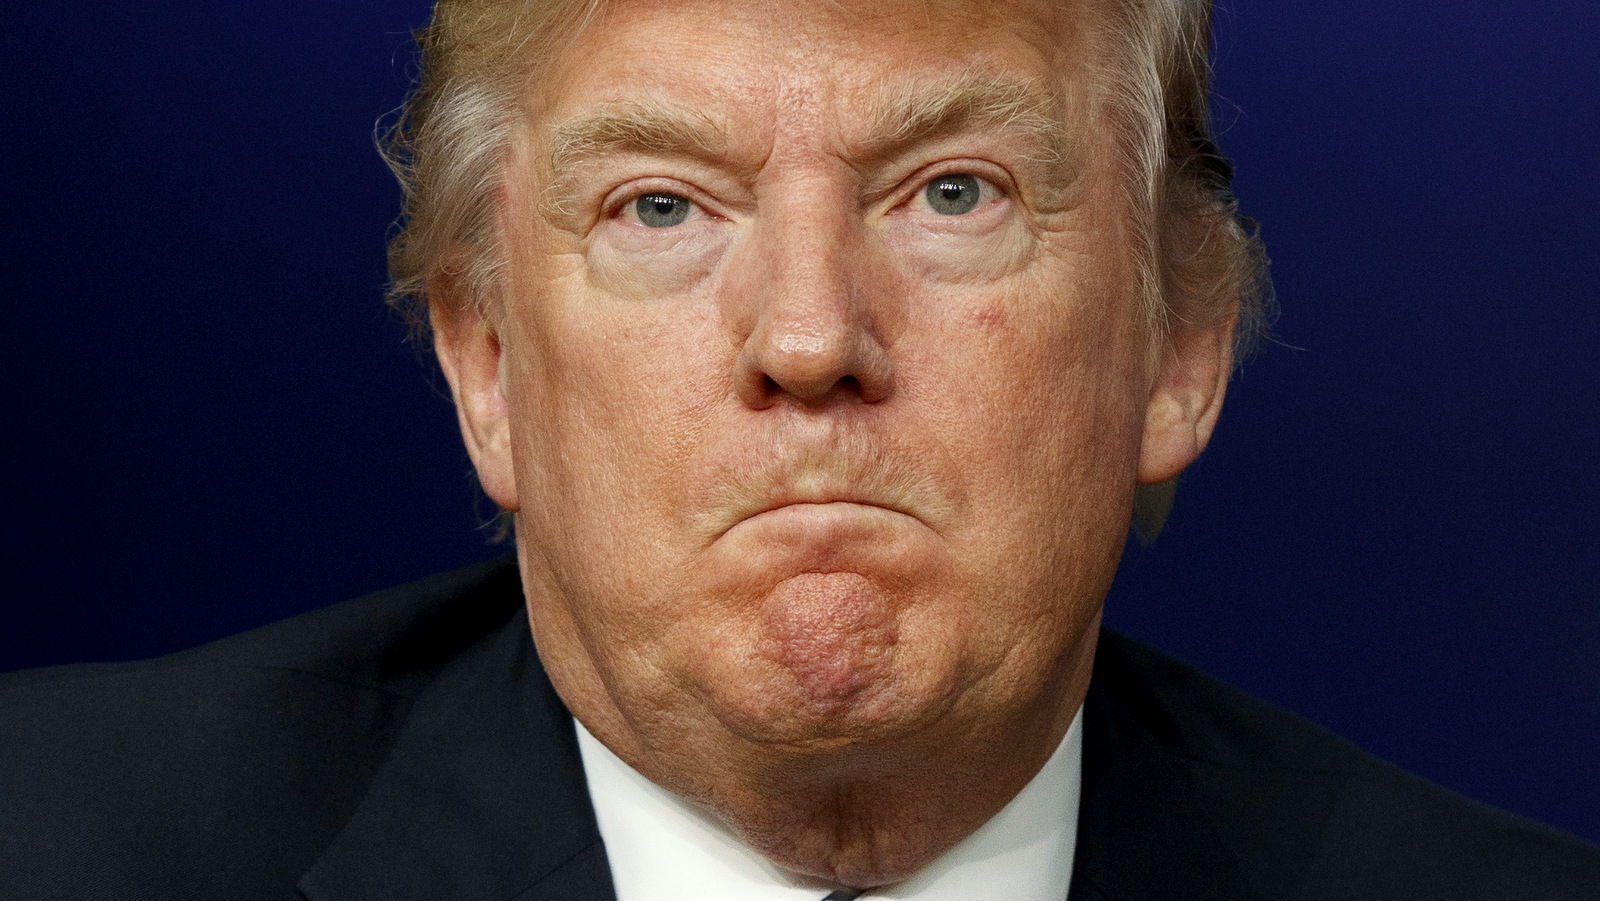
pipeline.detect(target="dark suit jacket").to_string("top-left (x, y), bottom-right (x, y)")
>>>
top-left (4, 555), bottom-right (1597, 900)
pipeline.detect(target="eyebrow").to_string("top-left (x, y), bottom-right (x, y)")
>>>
top-left (545, 101), bottom-right (728, 214)
top-left (853, 72), bottom-right (1069, 168)
top-left (540, 73), bottom-right (1070, 215)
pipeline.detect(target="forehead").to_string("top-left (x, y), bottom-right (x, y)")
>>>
top-left (529, 0), bottom-right (1095, 144)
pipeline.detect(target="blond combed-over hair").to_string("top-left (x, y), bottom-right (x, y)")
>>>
top-left (382, 0), bottom-right (603, 326)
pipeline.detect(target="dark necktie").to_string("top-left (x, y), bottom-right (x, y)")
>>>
top-left (822, 890), bottom-right (862, 900)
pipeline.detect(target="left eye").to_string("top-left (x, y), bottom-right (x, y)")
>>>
top-left (922, 174), bottom-right (983, 215)
top-left (632, 192), bottom-right (693, 228)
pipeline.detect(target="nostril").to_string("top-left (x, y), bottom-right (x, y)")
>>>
top-left (734, 313), bottom-right (893, 408)
top-left (786, 374), bottom-right (865, 407)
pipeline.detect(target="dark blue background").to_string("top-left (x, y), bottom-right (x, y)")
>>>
top-left (4, 1), bottom-right (1597, 844)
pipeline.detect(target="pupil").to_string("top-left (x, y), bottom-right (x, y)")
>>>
top-left (940, 184), bottom-right (964, 200)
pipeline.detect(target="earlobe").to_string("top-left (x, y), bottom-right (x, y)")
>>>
top-left (430, 297), bottom-right (520, 512)
top-left (1136, 309), bottom-right (1237, 486)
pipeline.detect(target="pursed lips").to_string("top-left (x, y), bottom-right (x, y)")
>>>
top-left (709, 484), bottom-right (927, 542)
top-left (690, 432), bottom-right (958, 544)
top-left (739, 494), bottom-right (917, 529)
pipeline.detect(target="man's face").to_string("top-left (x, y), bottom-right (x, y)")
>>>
top-left (441, 0), bottom-right (1226, 807)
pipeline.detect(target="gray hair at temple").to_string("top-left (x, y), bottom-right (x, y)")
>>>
top-left (378, 0), bottom-right (1275, 539)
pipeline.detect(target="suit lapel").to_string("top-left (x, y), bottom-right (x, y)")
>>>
top-left (299, 605), bottom-right (616, 901)
top-left (1066, 653), bottom-right (1266, 901)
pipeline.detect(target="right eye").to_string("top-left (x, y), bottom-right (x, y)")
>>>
top-left (628, 192), bottom-right (694, 228)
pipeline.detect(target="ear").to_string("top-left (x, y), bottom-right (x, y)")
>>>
top-left (1137, 309), bottom-right (1237, 487)
top-left (430, 295), bottom-right (520, 512)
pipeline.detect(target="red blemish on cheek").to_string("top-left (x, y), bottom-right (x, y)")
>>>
top-left (969, 304), bottom-right (1007, 332)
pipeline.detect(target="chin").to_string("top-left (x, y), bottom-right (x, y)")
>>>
top-left (679, 572), bottom-right (971, 753)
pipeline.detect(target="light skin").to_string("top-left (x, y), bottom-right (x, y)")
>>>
top-left (432, 0), bottom-right (1234, 887)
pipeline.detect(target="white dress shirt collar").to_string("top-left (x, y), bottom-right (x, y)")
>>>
top-left (576, 707), bottom-right (1082, 901)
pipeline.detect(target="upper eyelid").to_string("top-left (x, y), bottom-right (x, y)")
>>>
top-left (601, 178), bottom-right (725, 221)
top-left (595, 159), bottom-right (755, 214)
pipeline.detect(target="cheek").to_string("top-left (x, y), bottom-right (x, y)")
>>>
top-left (905, 276), bottom-right (1145, 668)
top-left (904, 254), bottom-right (1148, 538)
top-left (501, 261), bottom-right (732, 551)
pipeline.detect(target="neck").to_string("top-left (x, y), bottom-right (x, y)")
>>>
top-left (704, 693), bottom-right (1087, 886)
top-left (565, 622), bottom-right (1100, 888)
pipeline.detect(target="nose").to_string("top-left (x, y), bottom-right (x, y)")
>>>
top-left (730, 204), bottom-right (895, 409)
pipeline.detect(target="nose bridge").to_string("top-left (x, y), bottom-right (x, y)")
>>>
top-left (732, 177), bottom-right (892, 407)
top-left (766, 191), bottom-right (859, 349)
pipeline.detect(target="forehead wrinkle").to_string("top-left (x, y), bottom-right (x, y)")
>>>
top-left (541, 100), bottom-right (731, 216)
top-left (849, 71), bottom-right (1070, 169)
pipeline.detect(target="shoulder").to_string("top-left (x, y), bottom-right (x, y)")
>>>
top-left (0, 554), bottom-right (524, 900)
top-left (1084, 630), bottom-right (1600, 900)
top-left (3, 552), bottom-right (524, 693)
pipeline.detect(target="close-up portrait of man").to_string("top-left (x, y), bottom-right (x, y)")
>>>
top-left (2, 1), bottom-right (1597, 899)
